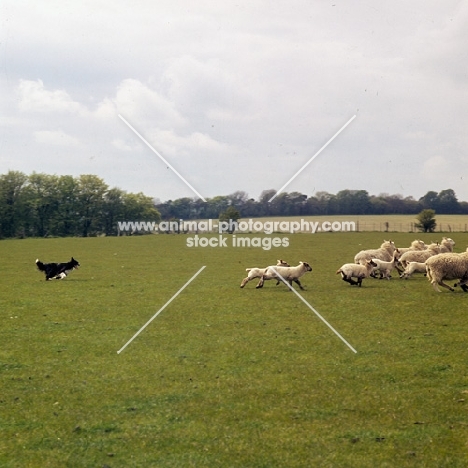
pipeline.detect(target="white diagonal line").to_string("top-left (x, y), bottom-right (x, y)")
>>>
top-left (269, 114), bottom-right (356, 202)
top-left (269, 267), bottom-right (357, 353)
top-left (117, 266), bottom-right (206, 354)
top-left (118, 114), bottom-right (207, 202)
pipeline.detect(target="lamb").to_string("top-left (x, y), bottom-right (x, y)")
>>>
top-left (394, 239), bottom-right (426, 274)
top-left (256, 262), bottom-right (312, 290)
top-left (371, 251), bottom-right (400, 280)
top-left (240, 259), bottom-right (289, 288)
top-left (398, 242), bottom-right (441, 268)
top-left (336, 259), bottom-right (377, 287)
top-left (400, 261), bottom-right (427, 279)
top-left (439, 237), bottom-right (455, 253)
top-left (354, 240), bottom-right (397, 264)
top-left (425, 251), bottom-right (468, 292)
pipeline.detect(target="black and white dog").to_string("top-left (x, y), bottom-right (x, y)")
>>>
top-left (36, 257), bottom-right (80, 281)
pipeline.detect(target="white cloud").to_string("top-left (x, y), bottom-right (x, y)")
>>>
top-left (33, 129), bottom-right (79, 146)
top-left (17, 80), bottom-right (86, 114)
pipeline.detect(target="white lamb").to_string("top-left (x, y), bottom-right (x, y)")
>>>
top-left (240, 259), bottom-right (289, 288)
top-left (400, 261), bottom-right (427, 279)
top-left (425, 251), bottom-right (468, 292)
top-left (256, 262), bottom-right (312, 290)
top-left (336, 259), bottom-right (377, 287)
top-left (398, 242), bottom-right (441, 268)
top-left (371, 251), bottom-right (400, 280)
top-left (394, 239), bottom-right (426, 274)
top-left (354, 240), bottom-right (397, 264)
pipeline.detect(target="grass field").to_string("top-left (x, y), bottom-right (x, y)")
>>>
top-left (1, 231), bottom-right (468, 467)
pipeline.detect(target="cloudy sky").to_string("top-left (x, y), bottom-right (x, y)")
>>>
top-left (1, 0), bottom-right (467, 203)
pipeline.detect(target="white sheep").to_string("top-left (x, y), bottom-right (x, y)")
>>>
top-left (400, 261), bottom-right (427, 279)
top-left (354, 240), bottom-right (396, 265)
top-left (394, 239), bottom-right (426, 274)
top-left (240, 259), bottom-right (289, 288)
top-left (398, 242), bottom-right (441, 268)
top-left (371, 251), bottom-right (400, 280)
top-left (256, 261), bottom-right (312, 290)
top-left (396, 239), bottom-right (426, 256)
top-left (336, 259), bottom-right (377, 287)
top-left (425, 251), bottom-right (468, 292)
top-left (439, 237), bottom-right (455, 253)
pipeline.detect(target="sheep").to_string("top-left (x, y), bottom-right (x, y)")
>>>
top-left (454, 270), bottom-right (468, 292)
top-left (396, 239), bottom-right (426, 256)
top-left (336, 259), bottom-right (377, 287)
top-left (371, 251), bottom-right (400, 280)
top-left (394, 239), bottom-right (426, 274)
top-left (400, 261), bottom-right (427, 279)
top-left (398, 242), bottom-right (441, 268)
top-left (256, 261), bottom-right (312, 290)
top-left (240, 259), bottom-right (289, 288)
top-left (439, 237), bottom-right (455, 253)
top-left (425, 251), bottom-right (468, 292)
top-left (354, 240), bottom-right (397, 265)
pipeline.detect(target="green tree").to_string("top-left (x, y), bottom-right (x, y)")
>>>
top-left (23, 173), bottom-right (60, 237)
top-left (77, 175), bottom-right (108, 236)
top-left (219, 205), bottom-right (241, 233)
top-left (415, 209), bottom-right (437, 233)
top-left (0, 171), bottom-right (28, 238)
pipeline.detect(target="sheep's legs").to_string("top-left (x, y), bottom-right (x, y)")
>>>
top-left (341, 274), bottom-right (358, 286)
top-left (240, 277), bottom-right (250, 288)
top-left (431, 280), bottom-right (454, 292)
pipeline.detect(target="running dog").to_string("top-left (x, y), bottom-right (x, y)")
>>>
top-left (36, 257), bottom-right (80, 280)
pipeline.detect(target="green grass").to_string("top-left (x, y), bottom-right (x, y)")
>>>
top-left (1, 231), bottom-right (468, 467)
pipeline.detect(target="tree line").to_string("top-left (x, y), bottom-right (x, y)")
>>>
top-left (0, 170), bottom-right (466, 238)
top-left (157, 188), bottom-right (468, 220)
top-left (0, 171), bottom-right (160, 238)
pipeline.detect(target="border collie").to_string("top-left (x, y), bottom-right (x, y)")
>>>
top-left (36, 257), bottom-right (80, 281)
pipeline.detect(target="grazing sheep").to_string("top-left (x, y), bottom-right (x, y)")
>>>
top-left (425, 251), bottom-right (468, 292)
top-left (336, 259), bottom-right (377, 287)
top-left (398, 242), bottom-right (441, 268)
top-left (371, 251), bottom-right (400, 280)
top-left (240, 259), bottom-right (289, 288)
top-left (256, 262), bottom-right (312, 290)
top-left (400, 261), bottom-right (427, 279)
top-left (439, 237), bottom-right (455, 253)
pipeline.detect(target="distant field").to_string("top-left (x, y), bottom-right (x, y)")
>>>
top-left (1, 232), bottom-right (468, 467)
top-left (240, 214), bottom-right (468, 233)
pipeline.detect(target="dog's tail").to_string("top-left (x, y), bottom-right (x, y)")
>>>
top-left (36, 259), bottom-right (45, 271)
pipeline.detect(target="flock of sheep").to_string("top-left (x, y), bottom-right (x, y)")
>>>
top-left (341, 237), bottom-right (468, 292)
top-left (240, 236), bottom-right (468, 293)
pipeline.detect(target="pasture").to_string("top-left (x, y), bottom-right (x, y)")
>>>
top-left (1, 232), bottom-right (468, 467)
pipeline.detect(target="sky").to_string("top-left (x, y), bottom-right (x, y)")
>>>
top-left (1, 0), bottom-right (467, 203)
